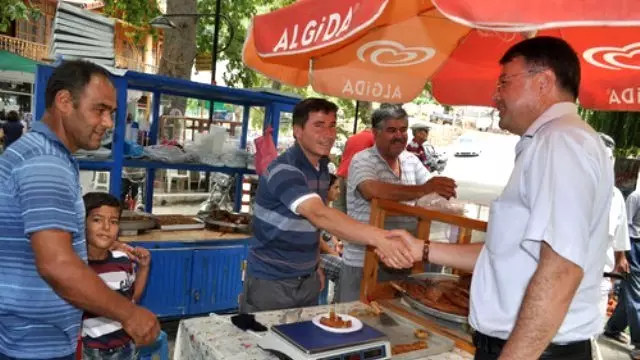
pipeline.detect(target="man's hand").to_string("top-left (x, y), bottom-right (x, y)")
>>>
top-left (336, 241), bottom-right (344, 256)
top-left (134, 247), bottom-right (151, 268)
top-left (422, 176), bottom-right (457, 199)
top-left (376, 230), bottom-right (425, 263)
top-left (121, 306), bottom-right (161, 346)
top-left (615, 255), bottom-right (630, 274)
top-left (372, 230), bottom-right (416, 268)
top-left (317, 267), bottom-right (326, 292)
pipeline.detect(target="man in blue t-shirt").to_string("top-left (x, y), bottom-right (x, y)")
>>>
top-left (241, 98), bottom-right (453, 312)
top-left (0, 60), bottom-right (159, 360)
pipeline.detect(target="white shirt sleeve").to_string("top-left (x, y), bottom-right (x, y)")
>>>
top-left (521, 130), bottom-right (602, 270)
top-left (289, 193), bottom-right (321, 215)
top-left (612, 188), bottom-right (631, 252)
top-left (627, 191), bottom-right (640, 227)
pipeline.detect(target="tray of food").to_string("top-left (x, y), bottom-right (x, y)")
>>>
top-left (205, 210), bottom-right (251, 233)
top-left (391, 273), bottom-right (470, 324)
top-left (347, 303), bottom-right (455, 359)
top-left (155, 215), bottom-right (205, 231)
top-left (204, 219), bottom-right (250, 233)
top-left (119, 210), bottom-right (157, 234)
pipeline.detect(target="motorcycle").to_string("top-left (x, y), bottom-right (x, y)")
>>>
top-left (424, 143), bottom-right (448, 174)
top-left (198, 172), bottom-right (237, 215)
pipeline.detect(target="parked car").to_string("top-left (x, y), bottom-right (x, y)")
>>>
top-left (453, 136), bottom-right (482, 157)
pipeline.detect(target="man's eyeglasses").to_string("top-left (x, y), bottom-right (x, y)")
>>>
top-left (496, 69), bottom-right (544, 89)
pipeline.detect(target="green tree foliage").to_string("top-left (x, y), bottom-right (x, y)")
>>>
top-left (580, 108), bottom-right (640, 157)
top-left (0, 0), bottom-right (40, 33)
top-left (102, 0), bottom-right (160, 28)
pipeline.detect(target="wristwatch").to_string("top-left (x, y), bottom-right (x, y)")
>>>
top-left (422, 239), bottom-right (431, 263)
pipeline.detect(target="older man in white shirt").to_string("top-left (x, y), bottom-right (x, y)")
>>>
top-left (382, 37), bottom-right (613, 359)
top-left (340, 104), bottom-right (457, 302)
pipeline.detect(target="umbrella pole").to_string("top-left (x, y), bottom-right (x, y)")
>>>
top-left (353, 100), bottom-right (360, 134)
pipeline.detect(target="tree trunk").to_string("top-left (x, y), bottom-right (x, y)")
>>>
top-left (271, 81), bottom-right (282, 90)
top-left (158, 0), bottom-right (198, 140)
top-left (357, 101), bottom-right (373, 127)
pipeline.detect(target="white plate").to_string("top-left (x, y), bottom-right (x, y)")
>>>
top-left (311, 313), bottom-right (363, 334)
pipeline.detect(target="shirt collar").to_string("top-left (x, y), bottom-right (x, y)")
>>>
top-left (31, 121), bottom-right (74, 157)
top-left (515, 102), bottom-right (578, 160)
top-left (523, 102), bottom-right (578, 137)
top-left (291, 142), bottom-right (329, 174)
top-left (372, 145), bottom-right (412, 167)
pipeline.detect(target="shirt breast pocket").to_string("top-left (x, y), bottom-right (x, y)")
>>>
top-left (484, 201), bottom-right (528, 256)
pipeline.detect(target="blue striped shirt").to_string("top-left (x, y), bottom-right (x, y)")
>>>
top-left (0, 121), bottom-right (86, 359)
top-left (248, 143), bottom-right (330, 280)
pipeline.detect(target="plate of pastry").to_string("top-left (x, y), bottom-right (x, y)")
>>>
top-left (312, 311), bottom-right (363, 334)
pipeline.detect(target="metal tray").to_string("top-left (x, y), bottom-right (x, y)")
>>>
top-left (157, 217), bottom-right (205, 231)
top-left (348, 305), bottom-right (455, 359)
top-left (119, 211), bottom-right (157, 233)
top-left (401, 273), bottom-right (469, 324)
top-left (204, 218), bottom-right (250, 233)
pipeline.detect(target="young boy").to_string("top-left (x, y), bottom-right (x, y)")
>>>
top-left (81, 192), bottom-right (151, 360)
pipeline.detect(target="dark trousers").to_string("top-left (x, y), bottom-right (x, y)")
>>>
top-left (606, 238), bottom-right (640, 347)
top-left (473, 332), bottom-right (592, 360)
top-left (240, 273), bottom-right (321, 313)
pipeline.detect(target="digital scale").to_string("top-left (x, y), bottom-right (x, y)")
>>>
top-left (258, 320), bottom-right (392, 360)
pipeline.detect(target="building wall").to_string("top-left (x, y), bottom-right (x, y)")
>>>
top-left (6, 0), bottom-right (162, 73)
top-left (14, 0), bottom-right (56, 45)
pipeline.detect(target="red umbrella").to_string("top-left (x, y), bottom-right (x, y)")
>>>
top-left (242, 0), bottom-right (640, 110)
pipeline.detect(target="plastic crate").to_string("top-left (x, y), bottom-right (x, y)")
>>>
top-left (137, 331), bottom-right (169, 360)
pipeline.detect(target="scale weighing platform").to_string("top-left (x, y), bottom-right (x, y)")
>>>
top-left (258, 320), bottom-right (391, 360)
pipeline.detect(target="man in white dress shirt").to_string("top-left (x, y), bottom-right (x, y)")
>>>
top-left (380, 37), bottom-right (613, 359)
top-left (591, 133), bottom-right (630, 360)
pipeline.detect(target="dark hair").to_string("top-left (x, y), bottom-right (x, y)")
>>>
top-left (371, 104), bottom-right (408, 129)
top-left (6, 110), bottom-right (19, 122)
top-left (292, 98), bottom-right (338, 128)
top-left (83, 192), bottom-right (122, 218)
top-left (329, 173), bottom-right (338, 188)
top-left (45, 60), bottom-right (113, 109)
top-left (500, 36), bottom-right (580, 100)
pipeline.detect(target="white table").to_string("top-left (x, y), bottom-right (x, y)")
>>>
top-left (173, 302), bottom-right (473, 360)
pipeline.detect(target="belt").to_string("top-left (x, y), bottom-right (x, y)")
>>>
top-left (473, 332), bottom-right (591, 358)
top-left (631, 237), bottom-right (640, 242)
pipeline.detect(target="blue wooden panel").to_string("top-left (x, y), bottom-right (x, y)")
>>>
top-left (190, 246), bottom-right (246, 314)
top-left (78, 159), bottom-right (113, 170)
top-left (138, 249), bottom-right (192, 318)
top-left (129, 239), bottom-right (249, 250)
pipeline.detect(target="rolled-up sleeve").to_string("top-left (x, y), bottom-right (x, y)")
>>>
top-left (13, 155), bottom-right (80, 237)
top-left (521, 131), bottom-right (601, 270)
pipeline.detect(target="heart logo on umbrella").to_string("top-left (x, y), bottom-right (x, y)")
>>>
top-left (357, 40), bottom-right (436, 67)
top-left (583, 42), bottom-right (640, 70)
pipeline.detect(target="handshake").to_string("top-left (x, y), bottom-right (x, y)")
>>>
top-left (372, 230), bottom-right (425, 269)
